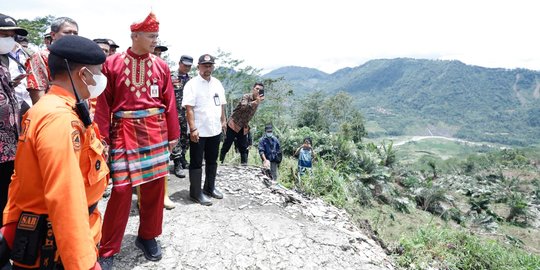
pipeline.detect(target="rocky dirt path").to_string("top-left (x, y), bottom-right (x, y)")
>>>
top-left (98, 165), bottom-right (396, 270)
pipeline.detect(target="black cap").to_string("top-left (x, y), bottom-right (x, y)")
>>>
top-left (155, 45), bottom-right (168, 52)
top-left (0, 14), bottom-right (28, 36)
top-left (93, 38), bottom-right (110, 45)
top-left (49, 35), bottom-right (106, 65)
top-left (180, 55), bottom-right (193, 65)
top-left (265, 124), bottom-right (273, 132)
top-left (198, 54), bottom-right (215, 64)
top-left (107, 39), bottom-right (119, 48)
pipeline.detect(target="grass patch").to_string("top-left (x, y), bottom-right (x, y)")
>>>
top-left (395, 138), bottom-right (491, 163)
top-left (365, 120), bottom-right (387, 134)
top-left (397, 225), bottom-right (540, 269)
top-left (349, 204), bottom-right (444, 246)
top-left (497, 222), bottom-right (540, 254)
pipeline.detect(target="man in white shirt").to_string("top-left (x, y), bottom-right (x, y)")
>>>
top-left (182, 54), bottom-right (226, 206)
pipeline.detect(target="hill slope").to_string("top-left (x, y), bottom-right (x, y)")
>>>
top-left (264, 58), bottom-right (540, 145)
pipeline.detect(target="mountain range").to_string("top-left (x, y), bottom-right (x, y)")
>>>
top-left (263, 58), bottom-right (540, 146)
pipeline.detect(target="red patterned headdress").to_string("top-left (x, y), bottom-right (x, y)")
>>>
top-left (130, 12), bottom-right (159, 32)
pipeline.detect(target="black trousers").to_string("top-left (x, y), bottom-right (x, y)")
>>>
top-left (0, 161), bottom-right (14, 226)
top-left (189, 134), bottom-right (221, 170)
top-left (219, 126), bottom-right (248, 162)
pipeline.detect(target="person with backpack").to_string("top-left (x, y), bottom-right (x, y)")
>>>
top-left (295, 137), bottom-right (315, 177)
top-left (258, 124), bottom-right (281, 180)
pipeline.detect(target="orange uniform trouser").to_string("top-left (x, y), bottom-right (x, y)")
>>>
top-left (99, 177), bottom-right (165, 257)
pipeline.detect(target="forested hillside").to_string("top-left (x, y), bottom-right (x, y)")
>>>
top-left (264, 58), bottom-right (540, 146)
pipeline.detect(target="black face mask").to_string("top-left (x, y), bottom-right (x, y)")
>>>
top-left (64, 59), bottom-right (92, 127)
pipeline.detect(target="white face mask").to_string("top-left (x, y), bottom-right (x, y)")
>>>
top-left (0, 36), bottom-right (16, 54)
top-left (83, 68), bottom-right (107, 98)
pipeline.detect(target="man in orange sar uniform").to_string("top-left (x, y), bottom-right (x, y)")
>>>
top-left (1, 35), bottom-right (109, 270)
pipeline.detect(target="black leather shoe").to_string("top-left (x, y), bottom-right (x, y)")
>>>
top-left (98, 256), bottom-right (114, 270)
top-left (203, 188), bottom-right (224, 199)
top-left (135, 237), bottom-right (162, 261)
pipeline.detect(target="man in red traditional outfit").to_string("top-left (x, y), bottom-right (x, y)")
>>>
top-left (94, 12), bottom-right (180, 269)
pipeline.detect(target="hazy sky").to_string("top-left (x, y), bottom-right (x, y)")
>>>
top-left (3, 0), bottom-right (539, 74)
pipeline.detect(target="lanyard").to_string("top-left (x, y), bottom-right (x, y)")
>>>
top-left (7, 51), bottom-right (26, 74)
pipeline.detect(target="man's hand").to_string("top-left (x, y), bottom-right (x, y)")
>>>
top-left (221, 121), bottom-right (227, 134)
top-left (253, 95), bottom-right (265, 105)
top-left (168, 139), bottom-right (178, 152)
top-left (263, 159), bottom-right (270, 168)
top-left (190, 130), bottom-right (199, 143)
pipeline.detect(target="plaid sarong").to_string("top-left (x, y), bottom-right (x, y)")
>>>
top-left (109, 108), bottom-right (170, 187)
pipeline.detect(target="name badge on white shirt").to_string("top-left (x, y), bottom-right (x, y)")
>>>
top-left (150, 84), bottom-right (159, 98)
top-left (213, 93), bottom-right (221, 106)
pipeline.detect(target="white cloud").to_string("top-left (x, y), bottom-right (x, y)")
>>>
top-left (4, 0), bottom-right (540, 74)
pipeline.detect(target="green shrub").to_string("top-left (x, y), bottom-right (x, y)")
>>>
top-left (391, 197), bottom-right (411, 213)
top-left (401, 176), bottom-right (421, 188)
top-left (379, 140), bottom-right (396, 167)
top-left (533, 179), bottom-right (540, 204)
top-left (506, 192), bottom-right (530, 226)
top-left (349, 179), bottom-right (373, 207)
top-left (296, 159), bottom-right (348, 207)
top-left (413, 185), bottom-right (447, 212)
